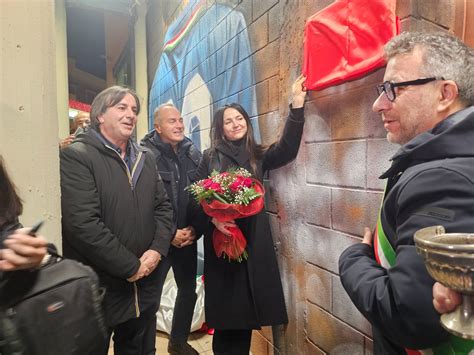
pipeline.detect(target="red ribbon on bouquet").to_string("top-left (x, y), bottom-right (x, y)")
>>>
top-left (200, 179), bottom-right (265, 262)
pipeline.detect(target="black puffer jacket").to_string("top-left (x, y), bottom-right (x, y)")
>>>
top-left (339, 107), bottom-right (474, 353)
top-left (60, 129), bottom-right (174, 327)
top-left (140, 132), bottom-right (201, 231)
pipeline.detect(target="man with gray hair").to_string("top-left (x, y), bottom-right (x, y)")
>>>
top-left (61, 86), bottom-right (174, 354)
top-left (141, 103), bottom-right (202, 355)
top-left (339, 32), bottom-right (473, 354)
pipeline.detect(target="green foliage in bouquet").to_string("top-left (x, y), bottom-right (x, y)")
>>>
top-left (187, 167), bottom-right (262, 205)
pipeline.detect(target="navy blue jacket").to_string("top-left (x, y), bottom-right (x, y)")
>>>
top-left (339, 107), bottom-right (474, 353)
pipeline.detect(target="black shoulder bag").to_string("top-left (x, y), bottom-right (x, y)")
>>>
top-left (0, 248), bottom-right (107, 355)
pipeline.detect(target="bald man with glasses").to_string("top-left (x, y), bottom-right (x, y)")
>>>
top-left (339, 32), bottom-right (474, 354)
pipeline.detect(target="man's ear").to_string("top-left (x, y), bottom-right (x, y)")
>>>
top-left (154, 123), bottom-right (162, 134)
top-left (437, 80), bottom-right (458, 112)
top-left (97, 114), bottom-right (105, 124)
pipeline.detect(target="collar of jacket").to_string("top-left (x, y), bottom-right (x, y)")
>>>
top-left (76, 128), bottom-right (147, 154)
top-left (141, 130), bottom-right (201, 166)
top-left (380, 106), bottom-right (474, 179)
top-left (76, 129), bottom-right (148, 188)
top-left (142, 131), bottom-right (192, 156)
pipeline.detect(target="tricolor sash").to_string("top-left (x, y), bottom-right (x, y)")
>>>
top-left (374, 213), bottom-right (474, 355)
top-left (374, 200), bottom-right (474, 354)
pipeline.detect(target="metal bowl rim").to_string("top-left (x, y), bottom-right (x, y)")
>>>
top-left (414, 233), bottom-right (474, 252)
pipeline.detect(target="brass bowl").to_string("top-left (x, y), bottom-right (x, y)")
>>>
top-left (414, 225), bottom-right (474, 340)
top-left (414, 226), bottom-right (474, 294)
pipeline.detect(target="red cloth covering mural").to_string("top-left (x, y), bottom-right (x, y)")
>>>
top-left (69, 99), bottom-right (91, 112)
top-left (303, 0), bottom-right (399, 91)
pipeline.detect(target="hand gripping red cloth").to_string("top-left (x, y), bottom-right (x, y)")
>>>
top-left (303, 0), bottom-right (399, 91)
top-left (201, 179), bottom-right (265, 262)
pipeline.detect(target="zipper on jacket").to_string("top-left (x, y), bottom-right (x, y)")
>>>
top-left (104, 145), bottom-right (142, 189)
top-left (133, 282), bottom-right (140, 318)
top-left (173, 161), bottom-right (180, 181)
top-left (130, 151), bottom-right (143, 187)
top-left (103, 144), bottom-right (143, 318)
top-left (125, 165), bottom-right (133, 188)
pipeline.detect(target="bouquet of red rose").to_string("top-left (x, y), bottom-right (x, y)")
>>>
top-left (187, 168), bottom-right (264, 262)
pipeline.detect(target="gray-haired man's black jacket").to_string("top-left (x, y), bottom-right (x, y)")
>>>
top-left (140, 131), bottom-right (202, 234)
top-left (60, 129), bottom-right (174, 327)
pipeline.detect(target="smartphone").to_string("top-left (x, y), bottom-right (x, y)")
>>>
top-left (74, 126), bottom-right (85, 136)
top-left (28, 220), bottom-right (44, 236)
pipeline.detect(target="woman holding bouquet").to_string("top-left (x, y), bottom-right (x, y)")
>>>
top-left (196, 75), bottom-right (307, 354)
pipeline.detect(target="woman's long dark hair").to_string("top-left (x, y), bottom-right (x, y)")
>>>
top-left (0, 156), bottom-right (23, 228)
top-left (210, 103), bottom-right (266, 174)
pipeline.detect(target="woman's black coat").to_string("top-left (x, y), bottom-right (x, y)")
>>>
top-left (195, 107), bottom-right (305, 329)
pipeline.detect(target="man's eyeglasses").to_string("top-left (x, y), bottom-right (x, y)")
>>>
top-left (376, 77), bottom-right (444, 102)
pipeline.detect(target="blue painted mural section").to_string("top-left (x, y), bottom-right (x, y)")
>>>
top-left (149, 1), bottom-right (260, 151)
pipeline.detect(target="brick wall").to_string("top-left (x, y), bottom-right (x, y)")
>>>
top-left (146, 0), bottom-right (469, 353)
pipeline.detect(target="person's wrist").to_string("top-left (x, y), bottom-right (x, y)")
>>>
top-left (292, 96), bottom-right (305, 108)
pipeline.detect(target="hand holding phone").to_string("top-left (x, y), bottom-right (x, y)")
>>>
top-left (0, 221), bottom-right (47, 271)
top-left (74, 126), bottom-right (85, 136)
top-left (28, 220), bottom-right (44, 236)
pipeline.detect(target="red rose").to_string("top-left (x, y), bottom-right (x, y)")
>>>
top-left (210, 182), bottom-right (223, 193)
top-left (243, 178), bottom-right (252, 188)
top-left (202, 179), bottom-right (213, 189)
top-left (229, 181), bottom-right (241, 192)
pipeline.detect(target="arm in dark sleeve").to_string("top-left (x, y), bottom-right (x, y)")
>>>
top-left (339, 168), bottom-right (474, 349)
top-left (60, 147), bottom-right (140, 279)
top-left (189, 150), bottom-right (212, 236)
top-left (149, 166), bottom-right (174, 257)
top-left (195, 149), bottom-right (211, 180)
top-left (339, 242), bottom-right (447, 349)
top-left (186, 197), bottom-right (206, 240)
top-left (185, 152), bottom-right (206, 239)
top-left (262, 106), bottom-right (305, 172)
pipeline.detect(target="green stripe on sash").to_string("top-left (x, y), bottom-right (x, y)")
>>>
top-left (375, 183), bottom-right (474, 354)
top-left (376, 213), bottom-right (396, 267)
top-left (432, 335), bottom-right (474, 355)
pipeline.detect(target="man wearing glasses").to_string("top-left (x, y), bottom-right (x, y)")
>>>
top-left (339, 32), bottom-right (473, 354)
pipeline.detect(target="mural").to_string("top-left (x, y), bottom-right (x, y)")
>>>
top-left (149, 0), bottom-right (260, 151)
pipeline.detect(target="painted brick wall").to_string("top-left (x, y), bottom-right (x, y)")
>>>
top-left (146, 0), bottom-right (468, 354)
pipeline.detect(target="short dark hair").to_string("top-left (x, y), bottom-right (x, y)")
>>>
top-left (90, 86), bottom-right (141, 130)
top-left (0, 156), bottom-right (23, 228)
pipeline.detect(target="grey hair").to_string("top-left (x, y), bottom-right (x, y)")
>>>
top-left (153, 103), bottom-right (178, 125)
top-left (90, 86), bottom-right (140, 130)
top-left (385, 31), bottom-right (474, 106)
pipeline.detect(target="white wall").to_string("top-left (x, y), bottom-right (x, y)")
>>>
top-left (0, 0), bottom-right (62, 248)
